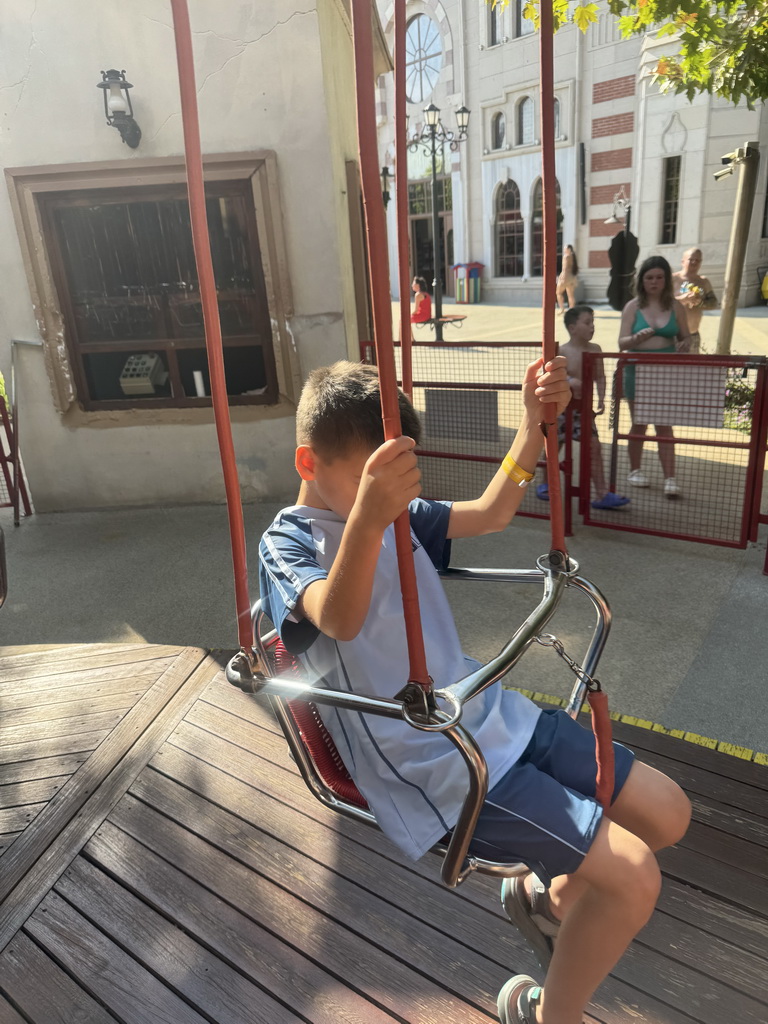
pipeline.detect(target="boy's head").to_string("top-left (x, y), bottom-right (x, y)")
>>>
top-left (295, 361), bottom-right (421, 517)
top-left (563, 305), bottom-right (594, 342)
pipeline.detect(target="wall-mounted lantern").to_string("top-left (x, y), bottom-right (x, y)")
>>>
top-left (97, 69), bottom-right (141, 148)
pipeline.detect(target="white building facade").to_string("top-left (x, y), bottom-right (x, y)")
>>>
top-left (376, 0), bottom-right (768, 306)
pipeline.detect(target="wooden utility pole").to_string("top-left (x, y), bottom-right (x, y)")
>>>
top-left (716, 141), bottom-right (760, 355)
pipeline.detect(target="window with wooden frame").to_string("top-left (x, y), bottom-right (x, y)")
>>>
top-left (660, 155), bottom-right (682, 245)
top-left (39, 181), bottom-right (277, 410)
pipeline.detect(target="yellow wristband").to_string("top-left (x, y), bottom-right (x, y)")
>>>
top-left (502, 454), bottom-right (534, 487)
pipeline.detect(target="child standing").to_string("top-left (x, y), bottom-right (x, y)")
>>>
top-left (536, 305), bottom-right (630, 510)
top-left (259, 359), bottom-right (690, 1024)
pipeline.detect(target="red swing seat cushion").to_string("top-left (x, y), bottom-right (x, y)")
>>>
top-left (272, 639), bottom-right (369, 810)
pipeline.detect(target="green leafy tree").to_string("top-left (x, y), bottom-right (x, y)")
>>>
top-left (492, 1), bottom-right (768, 105)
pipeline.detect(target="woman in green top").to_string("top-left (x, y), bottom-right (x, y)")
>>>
top-left (618, 256), bottom-right (692, 498)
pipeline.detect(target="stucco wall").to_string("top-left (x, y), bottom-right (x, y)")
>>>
top-left (0, 1), bottom-right (359, 511)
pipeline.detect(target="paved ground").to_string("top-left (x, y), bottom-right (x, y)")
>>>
top-left (2, 300), bottom-right (767, 756)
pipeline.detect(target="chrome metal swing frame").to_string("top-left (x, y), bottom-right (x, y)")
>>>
top-left (227, 556), bottom-right (611, 889)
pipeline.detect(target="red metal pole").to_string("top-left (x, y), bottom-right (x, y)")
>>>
top-left (538, 2), bottom-right (567, 565)
top-left (394, 0), bottom-right (413, 398)
top-left (170, 0), bottom-right (253, 654)
top-left (351, 0), bottom-right (430, 689)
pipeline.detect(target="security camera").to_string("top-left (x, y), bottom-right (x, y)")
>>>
top-left (713, 165), bottom-right (734, 181)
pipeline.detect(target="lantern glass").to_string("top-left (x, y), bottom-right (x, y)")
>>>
top-left (424, 103), bottom-right (440, 127)
top-left (456, 105), bottom-right (470, 132)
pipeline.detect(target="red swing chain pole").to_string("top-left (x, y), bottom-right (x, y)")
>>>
top-left (170, 0), bottom-right (254, 657)
top-left (394, 0), bottom-right (413, 398)
top-left (351, 0), bottom-right (431, 694)
top-left (539, 5), bottom-right (613, 809)
top-left (538, 1), bottom-right (567, 570)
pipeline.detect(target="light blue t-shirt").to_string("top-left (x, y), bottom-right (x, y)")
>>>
top-left (258, 499), bottom-right (541, 861)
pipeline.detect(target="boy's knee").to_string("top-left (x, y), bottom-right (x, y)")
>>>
top-left (662, 781), bottom-right (692, 845)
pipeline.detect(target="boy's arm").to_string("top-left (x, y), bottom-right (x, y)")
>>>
top-left (447, 357), bottom-right (570, 539)
top-left (298, 437), bottom-right (420, 641)
top-left (701, 277), bottom-right (718, 310)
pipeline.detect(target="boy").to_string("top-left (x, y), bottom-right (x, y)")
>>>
top-left (259, 359), bottom-right (690, 1024)
top-left (536, 305), bottom-right (630, 510)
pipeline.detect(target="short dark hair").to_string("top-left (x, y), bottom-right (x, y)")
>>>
top-left (296, 360), bottom-right (421, 459)
top-left (564, 304), bottom-right (593, 331)
top-left (636, 255), bottom-right (673, 310)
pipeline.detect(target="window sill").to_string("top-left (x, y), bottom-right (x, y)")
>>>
top-left (61, 393), bottom-right (295, 430)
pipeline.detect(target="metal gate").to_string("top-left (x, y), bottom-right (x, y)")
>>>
top-left (580, 352), bottom-right (768, 549)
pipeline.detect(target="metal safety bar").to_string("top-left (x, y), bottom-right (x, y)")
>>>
top-left (226, 559), bottom-right (611, 887)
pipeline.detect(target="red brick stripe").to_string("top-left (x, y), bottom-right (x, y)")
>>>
top-left (593, 76), bottom-right (635, 103)
top-left (589, 250), bottom-right (611, 268)
top-left (591, 148), bottom-right (632, 172)
top-left (591, 182), bottom-right (631, 205)
top-left (592, 113), bottom-right (634, 138)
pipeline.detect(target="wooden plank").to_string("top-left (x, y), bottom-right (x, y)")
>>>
top-left (0, 643), bottom-right (183, 682)
top-left (131, 763), bottom-right (513, 1017)
top-left (0, 689), bottom-right (148, 727)
top-left (84, 821), bottom-right (401, 1024)
top-left (171, 704), bottom-right (768, 1023)
top-left (0, 833), bottom-right (20, 855)
top-left (0, 775), bottom-right (70, 811)
top-left (609, 718), bottom-right (768, 791)
top-left (659, 877), bottom-right (768, 961)
top-left (107, 792), bottom-right (512, 1024)
top-left (0, 660), bottom-right (173, 709)
top-left (0, 930), bottom-right (119, 1024)
top-left (688, 793), bottom-right (768, 849)
top-left (679, 819), bottom-right (768, 880)
top-left (0, 730), bottom-right (111, 767)
top-left (0, 803), bottom-right (46, 834)
top-left (0, 752), bottom-right (90, 787)
top-left (60, 851), bottom-right (378, 1024)
top-left (658, 843), bottom-right (768, 916)
top-left (0, 709), bottom-right (127, 746)
top-left (26, 891), bottom-right (213, 1024)
top-left (0, 648), bottom-right (215, 951)
top-left (0, 998), bottom-right (27, 1024)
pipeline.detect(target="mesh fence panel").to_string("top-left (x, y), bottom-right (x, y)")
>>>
top-left (584, 354), bottom-right (765, 546)
top-left (392, 342), bottom-right (552, 517)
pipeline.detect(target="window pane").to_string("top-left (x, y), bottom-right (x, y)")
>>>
top-left (405, 15), bottom-right (443, 103)
top-left (83, 350), bottom-right (172, 402)
top-left (519, 98), bottom-right (534, 145)
top-left (496, 180), bottom-right (524, 277)
top-left (661, 156), bottom-right (681, 245)
top-left (177, 345), bottom-right (268, 398)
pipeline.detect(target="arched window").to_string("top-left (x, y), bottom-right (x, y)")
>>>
top-left (530, 177), bottom-right (563, 277)
top-left (491, 112), bottom-right (506, 150)
top-left (553, 97), bottom-right (561, 140)
top-left (517, 97), bottom-right (534, 146)
top-left (405, 15), bottom-right (443, 103)
top-left (495, 180), bottom-right (524, 277)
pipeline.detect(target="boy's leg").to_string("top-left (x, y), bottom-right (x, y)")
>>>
top-left (545, 760), bottom-right (690, 922)
top-left (589, 433), bottom-right (609, 497)
top-left (534, 818), bottom-right (661, 1024)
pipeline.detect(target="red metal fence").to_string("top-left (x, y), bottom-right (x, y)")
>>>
top-left (361, 341), bottom-right (768, 569)
top-left (581, 353), bottom-right (767, 550)
top-left (0, 398), bottom-right (32, 525)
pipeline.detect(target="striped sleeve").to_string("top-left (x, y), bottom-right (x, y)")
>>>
top-left (258, 513), bottom-right (327, 654)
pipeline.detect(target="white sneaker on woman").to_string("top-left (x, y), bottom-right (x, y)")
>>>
top-left (664, 477), bottom-right (681, 498)
top-left (627, 469), bottom-right (649, 487)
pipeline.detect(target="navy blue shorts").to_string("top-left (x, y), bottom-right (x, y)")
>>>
top-left (467, 709), bottom-right (635, 886)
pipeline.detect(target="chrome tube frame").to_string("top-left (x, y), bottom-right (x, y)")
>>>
top-left (234, 559), bottom-right (611, 887)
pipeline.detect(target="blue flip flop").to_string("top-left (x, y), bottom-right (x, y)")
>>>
top-left (591, 492), bottom-right (630, 510)
top-left (536, 484), bottom-right (550, 502)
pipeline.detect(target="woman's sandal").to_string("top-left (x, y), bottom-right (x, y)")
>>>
top-left (500, 873), bottom-right (561, 972)
top-left (497, 974), bottom-right (543, 1024)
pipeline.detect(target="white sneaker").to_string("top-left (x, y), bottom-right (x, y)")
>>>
top-left (664, 477), bottom-right (681, 498)
top-left (627, 469), bottom-right (649, 487)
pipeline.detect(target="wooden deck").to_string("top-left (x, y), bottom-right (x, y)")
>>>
top-left (0, 642), bottom-right (766, 1024)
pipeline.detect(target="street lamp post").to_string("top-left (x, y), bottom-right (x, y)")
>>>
top-left (408, 103), bottom-right (470, 341)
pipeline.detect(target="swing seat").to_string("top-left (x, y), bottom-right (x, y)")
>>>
top-left (233, 561), bottom-right (612, 888)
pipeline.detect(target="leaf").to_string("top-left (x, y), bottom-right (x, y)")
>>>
top-left (573, 4), bottom-right (600, 31)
